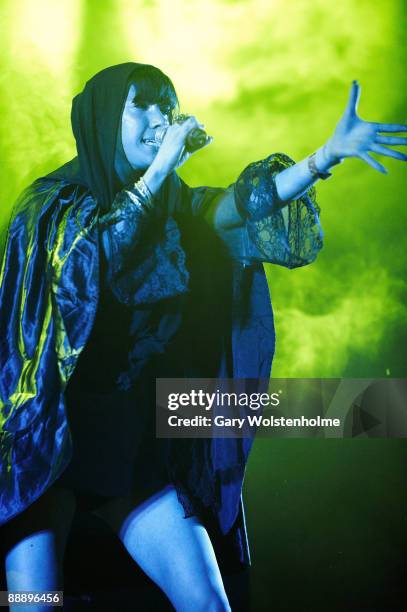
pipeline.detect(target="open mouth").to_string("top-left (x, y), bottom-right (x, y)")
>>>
top-left (141, 138), bottom-right (158, 147)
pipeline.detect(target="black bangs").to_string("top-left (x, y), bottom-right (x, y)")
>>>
top-left (129, 64), bottom-right (179, 119)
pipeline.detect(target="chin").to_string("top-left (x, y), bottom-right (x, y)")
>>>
top-left (130, 152), bottom-right (157, 171)
top-left (130, 160), bottom-right (150, 171)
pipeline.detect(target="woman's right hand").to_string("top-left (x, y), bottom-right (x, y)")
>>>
top-left (152, 115), bottom-right (212, 175)
top-left (143, 116), bottom-right (212, 197)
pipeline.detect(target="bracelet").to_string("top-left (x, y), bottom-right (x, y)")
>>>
top-left (124, 189), bottom-right (150, 216)
top-left (133, 177), bottom-right (154, 210)
top-left (308, 152), bottom-right (332, 180)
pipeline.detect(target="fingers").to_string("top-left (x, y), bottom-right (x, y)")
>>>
top-left (375, 135), bottom-right (407, 146)
top-left (373, 122), bottom-right (407, 133)
top-left (347, 80), bottom-right (361, 117)
top-left (358, 152), bottom-right (387, 174)
top-left (369, 143), bottom-right (407, 161)
top-left (173, 114), bottom-right (207, 136)
top-left (178, 115), bottom-right (200, 132)
top-left (164, 117), bottom-right (198, 143)
top-left (166, 114), bottom-right (212, 164)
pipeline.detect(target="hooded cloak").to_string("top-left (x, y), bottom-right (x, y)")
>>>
top-left (0, 63), bottom-right (323, 567)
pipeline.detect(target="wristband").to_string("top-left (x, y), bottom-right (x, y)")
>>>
top-left (133, 177), bottom-right (155, 210)
top-left (308, 152), bottom-right (332, 180)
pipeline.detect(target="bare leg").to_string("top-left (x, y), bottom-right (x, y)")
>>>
top-left (4, 486), bottom-right (76, 612)
top-left (94, 485), bottom-right (231, 612)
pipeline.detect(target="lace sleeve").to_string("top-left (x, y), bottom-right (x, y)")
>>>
top-left (234, 152), bottom-right (323, 268)
top-left (99, 185), bottom-right (189, 306)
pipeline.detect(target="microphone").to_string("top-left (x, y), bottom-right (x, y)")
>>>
top-left (154, 114), bottom-right (209, 153)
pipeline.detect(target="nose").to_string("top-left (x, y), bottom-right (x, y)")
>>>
top-left (148, 105), bottom-right (167, 128)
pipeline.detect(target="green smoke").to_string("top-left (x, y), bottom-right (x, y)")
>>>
top-left (1, 0), bottom-right (406, 377)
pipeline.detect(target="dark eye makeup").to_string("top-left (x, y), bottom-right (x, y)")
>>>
top-left (131, 96), bottom-right (172, 116)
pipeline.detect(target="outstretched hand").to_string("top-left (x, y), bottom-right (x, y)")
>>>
top-left (325, 81), bottom-right (407, 173)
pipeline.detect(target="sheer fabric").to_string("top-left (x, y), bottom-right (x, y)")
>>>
top-left (0, 151), bottom-right (323, 566)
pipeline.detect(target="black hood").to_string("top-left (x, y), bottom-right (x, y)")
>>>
top-left (46, 63), bottom-right (152, 211)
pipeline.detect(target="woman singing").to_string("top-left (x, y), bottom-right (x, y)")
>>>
top-left (0, 63), bottom-right (406, 611)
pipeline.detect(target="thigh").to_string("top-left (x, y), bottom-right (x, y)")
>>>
top-left (95, 485), bottom-right (231, 612)
top-left (3, 485), bottom-right (76, 611)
